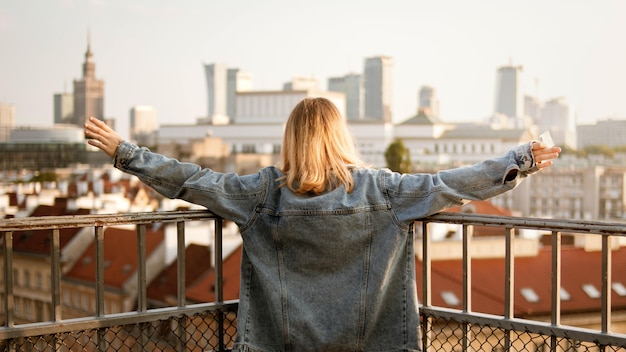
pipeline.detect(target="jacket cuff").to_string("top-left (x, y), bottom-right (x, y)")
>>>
top-left (113, 141), bottom-right (137, 169)
top-left (517, 141), bottom-right (539, 174)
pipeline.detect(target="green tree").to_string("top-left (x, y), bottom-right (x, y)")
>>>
top-left (584, 145), bottom-right (614, 158)
top-left (385, 139), bottom-right (411, 173)
top-left (30, 171), bottom-right (58, 183)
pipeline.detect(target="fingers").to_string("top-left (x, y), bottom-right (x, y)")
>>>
top-left (532, 142), bottom-right (561, 169)
top-left (84, 117), bottom-right (122, 158)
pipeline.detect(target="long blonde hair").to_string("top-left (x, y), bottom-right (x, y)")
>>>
top-left (279, 97), bottom-right (365, 195)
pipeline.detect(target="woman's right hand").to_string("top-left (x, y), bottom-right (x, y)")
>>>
top-left (84, 117), bottom-right (123, 158)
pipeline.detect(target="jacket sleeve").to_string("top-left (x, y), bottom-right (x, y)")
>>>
top-left (384, 142), bottom-right (538, 223)
top-left (113, 141), bottom-right (266, 226)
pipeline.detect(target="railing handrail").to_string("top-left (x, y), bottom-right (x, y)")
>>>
top-left (423, 212), bottom-right (626, 236)
top-left (0, 209), bottom-right (218, 231)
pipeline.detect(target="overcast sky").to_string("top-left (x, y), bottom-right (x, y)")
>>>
top-left (1, 0), bottom-right (625, 139)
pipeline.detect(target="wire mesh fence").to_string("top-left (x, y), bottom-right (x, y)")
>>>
top-left (2, 308), bottom-right (625, 351)
top-left (422, 314), bottom-right (626, 352)
top-left (0, 308), bottom-right (237, 352)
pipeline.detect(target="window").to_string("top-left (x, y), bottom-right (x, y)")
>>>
top-left (582, 284), bottom-right (601, 299)
top-left (520, 287), bottom-right (540, 302)
top-left (560, 287), bottom-right (571, 301)
top-left (440, 291), bottom-right (460, 306)
top-left (23, 270), bottom-right (30, 288)
top-left (35, 272), bottom-right (42, 289)
top-left (612, 282), bottom-right (626, 296)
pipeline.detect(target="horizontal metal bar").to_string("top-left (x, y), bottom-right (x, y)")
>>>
top-left (420, 306), bottom-right (626, 347)
top-left (0, 210), bottom-right (219, 231)
top-left (423, 213), bottom-right (626, 236)
top-left (0, 300), bottom-right (238, 340)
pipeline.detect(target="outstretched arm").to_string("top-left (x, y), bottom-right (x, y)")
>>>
top-left (84, 117), bottom-right (123, 158)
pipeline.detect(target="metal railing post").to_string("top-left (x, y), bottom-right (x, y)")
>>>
top-left (503, 227), bottom-right (515, 351)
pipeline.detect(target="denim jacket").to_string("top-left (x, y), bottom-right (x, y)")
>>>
top-left (114, 141), bottom-right (537, 352)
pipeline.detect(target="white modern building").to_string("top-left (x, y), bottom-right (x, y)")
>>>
top-left (539, 97), bottom-right (576, 149)
top-left (204, 63), bottom-right (252, 124)
top-left (234, 90), bottom-right (345, 124)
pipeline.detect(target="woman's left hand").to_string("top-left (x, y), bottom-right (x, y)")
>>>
top-left (532, 142), bottom-right (561, 169)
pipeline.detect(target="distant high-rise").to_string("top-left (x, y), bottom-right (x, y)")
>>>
top-left (524, 95), bottom-right (542, 124)
top-left (328, 73), bottom-right (363, 120)
top-left (205, 63), bottom-right (228, 123)
top-left (130, 105), bottom-right (158, 146)
top-left (494, 64), bottom-right (523, 119)
top-left (364, 56), bottom-right (393, 122)
top-left (53, 92), bottom-right (74, 124)
top-left (0, 103), bottom-right (15, 142)
top-left (418, 85), bottom-right (440, 118)
top-left (205, 63), bottom-right (251, 124)
top-left (72, 35), bottom-right (104, 127)
top-left (540, 97), bottom-right (576, 148)
top-left (228, 69), bottom-right (252, 122)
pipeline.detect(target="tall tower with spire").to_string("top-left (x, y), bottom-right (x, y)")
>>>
top-left (72, 32), bottom-right (104, 126)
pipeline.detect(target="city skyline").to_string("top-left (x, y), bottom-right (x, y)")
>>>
top-left (1, 0), bottom-right (626, 140)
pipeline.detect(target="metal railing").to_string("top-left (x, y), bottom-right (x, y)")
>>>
top-left (0, 210), bottom-right (625, 351)
top-left (420, 213), bottom-right (626, 351)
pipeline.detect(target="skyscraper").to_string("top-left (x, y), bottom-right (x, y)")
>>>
top-left (494, 64), bottom-right (523, 119)
top-left (72, 35), bottom-right (104, 127)
top-left (418, 85), bottom-right (440, 118)
top-left (228, 69), bottom-right (252, 122)
top-left (53, 92), bottom-right (74, 124)
top-left (328, 73), bottom-right (363, 120)
top-left (205, 63), bottom-right (228, 123)
top-left (540, 97), bottom-right (576, 148)
top-left (205, 63), bottom-right (251, 124)
top-left (364, 56), bottom-right (393, 122)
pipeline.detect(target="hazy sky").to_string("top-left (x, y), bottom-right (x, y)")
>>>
top-left (2, 0), bottom-right (625, 139)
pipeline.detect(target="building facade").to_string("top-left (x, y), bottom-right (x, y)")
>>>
top-left (577, 118), bottom-right (626, 149)
top-left (72, 39), bottom-right (104, 127)
top-left (204, 63), bottom-right (252, 124)
top-left (539, 97), bottom-right (576, 149)
top-left (130, 105), bottom-right (158, 146)
top-left (494, 64), bottom-right (523, 123)
top-left (364, 56), bottom-right (393, 122)
top-left (418, 85), bottom-right (440, 119)
top-left (0, 103), bottom-right (15, 142)
top-left (53, 92), bottom-right (74, 125)
top-left (328, 73), bottom-right (363, 121)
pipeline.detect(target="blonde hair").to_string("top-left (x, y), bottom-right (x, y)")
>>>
top-left (279, 97), bottom-right (365, 195)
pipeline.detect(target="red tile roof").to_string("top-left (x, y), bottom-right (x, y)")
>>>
top-left (147, 243), bottom-right (212, 304)
top-left (416, 246), bottom-right (626, 317)
top-left (12, 202), bottom-right (90, 255)
top-left (186, 245), bottom-right (242, 303)
top-left (65, 225), bottom-right (164, 288)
